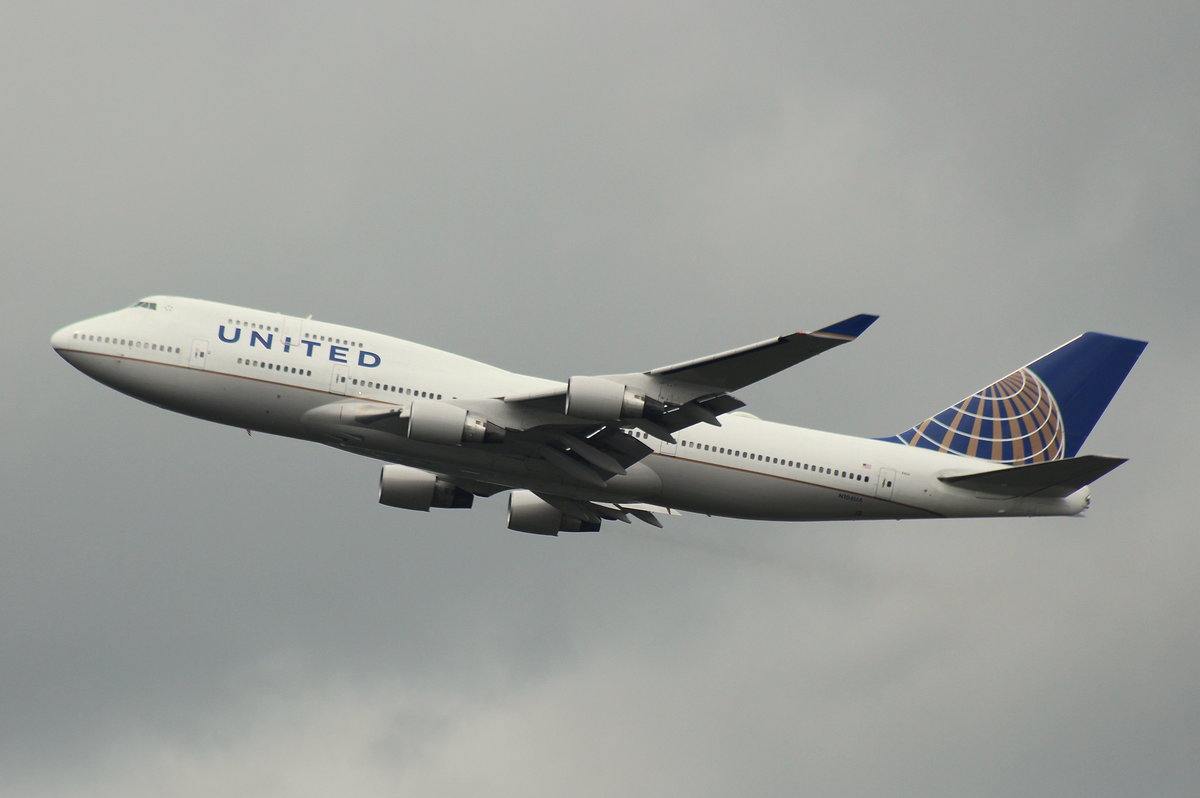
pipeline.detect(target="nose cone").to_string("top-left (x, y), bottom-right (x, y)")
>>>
top-left (50, 324), bottom-right (75, 353)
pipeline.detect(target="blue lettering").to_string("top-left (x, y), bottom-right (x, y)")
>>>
top-left (214, 326), bottom-right (381, 368)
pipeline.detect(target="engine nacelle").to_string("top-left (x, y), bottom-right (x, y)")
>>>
top-left (565, 376), bottom-right (651, 420)
top-left (506, 490), bottom-right (600, 535)
top-left (406, 399), bottom-right (505, 445)
top-left (379, 464), bottom-right (474, 511)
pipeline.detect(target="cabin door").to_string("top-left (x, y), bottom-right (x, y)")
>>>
top-left (188, 339), bottom-right (209, 369)
top-left (875, 467), bottom-right (897, 500)
top-left (330, 365), bottom-right (348, 395)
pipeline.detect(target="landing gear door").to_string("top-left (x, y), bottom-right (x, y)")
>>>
top-left (330, 365), bottom-right (348, 395)
top-left (188, 339), bottom-right (209, 369)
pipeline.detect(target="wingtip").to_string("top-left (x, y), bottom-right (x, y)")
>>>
top-left (813, 313), bottom-right (880, 340)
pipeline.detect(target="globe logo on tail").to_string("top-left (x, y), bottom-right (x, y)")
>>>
top-left (895, 368), bottom-right (1065, 464)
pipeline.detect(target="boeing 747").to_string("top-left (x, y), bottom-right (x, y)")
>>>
top-left (51, 297), bottom-right (1146, 534)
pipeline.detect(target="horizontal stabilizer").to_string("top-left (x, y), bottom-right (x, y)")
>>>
top-left (939, 455), bottom-right (1127, 498)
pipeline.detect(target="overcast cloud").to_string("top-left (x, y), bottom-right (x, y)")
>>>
top-left (2, 2), bottom-right (1198, 796)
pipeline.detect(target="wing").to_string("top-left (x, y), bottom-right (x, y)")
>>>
top-left (447, 314), bottom-right (878, 487)
top-left (643, 313), bottom-right (880, 394)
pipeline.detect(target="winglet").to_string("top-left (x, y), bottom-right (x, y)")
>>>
top-left (813, 314), bottom-right (880, 340)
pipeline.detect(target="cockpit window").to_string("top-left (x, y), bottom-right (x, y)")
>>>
top-left (131, 300), bottom-right (158, 310)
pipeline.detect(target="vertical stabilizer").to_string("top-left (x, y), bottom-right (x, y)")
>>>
top-left (884, 332), bottom-right (1146, 464)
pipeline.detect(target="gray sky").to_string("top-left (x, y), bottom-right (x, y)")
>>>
top-left (3, 2), bottom-right (1198, 795)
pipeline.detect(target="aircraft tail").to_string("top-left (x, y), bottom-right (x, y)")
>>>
top-left (884, 332), bottom-right (1147, 464)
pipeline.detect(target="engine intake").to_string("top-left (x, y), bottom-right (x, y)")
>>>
top-left (407, 399), bottom-right (505, 445)
top-left (506, 491), bottom-right (600, 535)
top-left (379, 464), bottom-right (474, 511)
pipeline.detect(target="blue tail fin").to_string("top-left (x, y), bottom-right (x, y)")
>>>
top-left (883, 332), bottom-right (1147, 464)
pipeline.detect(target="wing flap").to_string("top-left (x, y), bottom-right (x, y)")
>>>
top-left (532, 492), bottom-right (679, 529)
top-left (939, 455), bottom-right (1128, 498)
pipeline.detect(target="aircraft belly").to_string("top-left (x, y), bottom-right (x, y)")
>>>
top-left (67, 353), bottom-right (329, 438)
top-left (650, 455), bottom-right (936, 521)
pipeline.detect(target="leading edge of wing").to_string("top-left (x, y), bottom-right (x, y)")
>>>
top-left (644, 313), bottom-right (879, 393)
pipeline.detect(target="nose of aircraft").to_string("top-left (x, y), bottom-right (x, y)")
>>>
top-left (50, 324), bottom-right (74, 353)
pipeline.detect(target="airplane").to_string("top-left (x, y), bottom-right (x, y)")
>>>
top-left (50, 297), bottom-right (1146, 535)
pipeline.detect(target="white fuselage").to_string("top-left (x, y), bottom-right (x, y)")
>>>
top-left (51, 297), bottom-right (1090, 522)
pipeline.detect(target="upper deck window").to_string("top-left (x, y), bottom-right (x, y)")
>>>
top-left (132, 300), bottom-right (158, 310)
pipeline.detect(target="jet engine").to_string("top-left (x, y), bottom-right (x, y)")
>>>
top-left (406, 399), bottom-right (505, 445)
top-left (378, 464), bottom-right (474, 511)
top-left (506, 490), bottom-right (600, 535)
top-left (565, 376), bottom-right (662, 420)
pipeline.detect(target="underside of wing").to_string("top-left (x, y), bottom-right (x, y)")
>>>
top-left (507, 489), bottom-right (680, 535)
